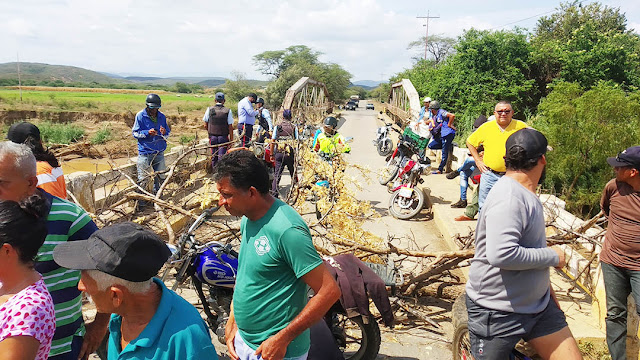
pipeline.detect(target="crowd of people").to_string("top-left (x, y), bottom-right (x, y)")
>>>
top-left (1, 92), bottom-right (639, 360)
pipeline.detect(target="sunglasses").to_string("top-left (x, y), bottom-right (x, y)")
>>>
top-left (496, 110), bottom-right (512, 114)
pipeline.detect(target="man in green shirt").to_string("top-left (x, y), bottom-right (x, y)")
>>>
top-left (213, 149), bottom-right (340, 360)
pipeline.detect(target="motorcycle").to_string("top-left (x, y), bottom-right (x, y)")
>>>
top-left (387, 157), bottom-right (431, 219)
top-left (373, 122), bottom-right (396, 157)
top-left (378, 125), bottom-right (430, 186)
top-left (162, 205), bottom-right (382, 360)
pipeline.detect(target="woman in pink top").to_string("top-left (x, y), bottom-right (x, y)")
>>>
top-left (0, 196), bottom-right (55, 360)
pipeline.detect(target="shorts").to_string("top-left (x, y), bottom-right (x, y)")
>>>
top-left (234, 332), bottom-right (308, 360)
top-left (466, 295), bottom-right (568, 359)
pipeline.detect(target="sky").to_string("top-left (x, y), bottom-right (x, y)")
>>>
top-left (1, 0), bottom-right (639, 82)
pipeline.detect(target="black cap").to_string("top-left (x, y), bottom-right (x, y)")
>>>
top-left (607, 146), bottom-right (640, 169)
top-left (505, 128), bottom-right (549, 160)
top-left (53, 222), bottom-right (171, 282)
top-left (7, 122), bottom-right (41, 143)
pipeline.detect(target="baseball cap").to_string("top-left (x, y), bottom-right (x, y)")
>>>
top-left (215, 92), bottom-right (225, 101)
top-left (283, 109), bottom-right (292, 119)
top-left (53, 222), bottom-right (171, 282)
top-left (7, 122), bottom-right (41, 143)
top-left (607, 146), bottom-right (640, 169)
top-left (423, 97), bottom-right (431, 103)
top-left (505, 128), bottom-right (549, 160)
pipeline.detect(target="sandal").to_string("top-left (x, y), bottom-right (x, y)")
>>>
top-left (431, 170), bottom-right (442, 174)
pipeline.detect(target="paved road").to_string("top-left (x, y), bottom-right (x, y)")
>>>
top-left (336, 101), bottom-right (456, 360)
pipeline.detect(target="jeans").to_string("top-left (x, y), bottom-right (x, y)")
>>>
top-left (428, 133), bottom-right (455, 172)
top-left (457, 157), bottom-right (476, 201)
top-left (237, 123), bottom-right (253, 147)
top-left (137, 152), bottom-right (166, 194)
top-left (478, 170), bottom-right (502, 210)
top-left (209, 135), bottom-right (229, 168)
top-left (601, 261), bottom-right (640, 360)
top-left (271, 152), bottom-right (296, 197)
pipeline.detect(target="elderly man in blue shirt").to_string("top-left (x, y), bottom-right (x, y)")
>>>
top-left (237, 92), bottom-right (258, 147)
top-left (132, 94), bottom-right (170, 204)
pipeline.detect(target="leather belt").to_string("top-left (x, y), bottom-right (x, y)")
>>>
top-left (489, 168), bottom-right (506, 176)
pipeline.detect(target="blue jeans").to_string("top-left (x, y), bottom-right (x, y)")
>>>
top-left (478, 170), bottom-right (502, 210)
top-left (457, 157), bottom-right (476, 201)
top-left (601, 261), bottom-right (640, 360)
top-left (428, 133), bottom-right (455, 172)
top-left (137, 152), bottom-right (166, 194)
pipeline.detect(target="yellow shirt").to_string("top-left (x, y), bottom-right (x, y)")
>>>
top-left (467, 119), bottom-right (528, 173)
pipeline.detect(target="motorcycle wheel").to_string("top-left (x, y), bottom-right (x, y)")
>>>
top-left (335, 314), bottom-right (381, 360)
top-left (452, 294), bottom-right (471, 360)
top-left (378, 158), bottom-right (400, 185)
top-left (377, 138), bottom-right (393, 156)
top-left (388, 187), bottom-right (425, 219)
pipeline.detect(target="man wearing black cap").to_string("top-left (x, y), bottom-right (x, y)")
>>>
top-left (599, 145), bottom-right (640, 360)
top-left (204, 92), bottom-right (234, 168)
top-left (53, 222), bottom-right (218, 360)
top-left (465, 128), bottom-right (581, 359)
top-left (237, 93), bottom-right (259, 147)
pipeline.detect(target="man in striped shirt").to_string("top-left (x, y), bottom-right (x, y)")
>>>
top-left (0, 141), bottom-right (108, 360)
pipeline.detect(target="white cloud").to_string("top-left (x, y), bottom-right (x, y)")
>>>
top-left (0, 0), bottom-right (638, 82)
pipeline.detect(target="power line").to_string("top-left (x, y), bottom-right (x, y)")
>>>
top-left (488, 0), bottom-right (588, 31)
top-left (417, 11), bottom-right (440, 61)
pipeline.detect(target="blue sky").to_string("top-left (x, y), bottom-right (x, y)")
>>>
top-left (0, 0), bottom-right (638, 82)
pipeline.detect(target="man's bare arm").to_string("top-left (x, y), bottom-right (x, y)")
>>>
top-left (467, 141), bottom-right (487, 173)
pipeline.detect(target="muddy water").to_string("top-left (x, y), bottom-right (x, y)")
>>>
top-left (61, 157), bottom-right (132, 175)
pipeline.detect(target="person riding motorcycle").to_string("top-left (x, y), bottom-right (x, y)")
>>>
top-left (313, 116), bottom-right (351, 157)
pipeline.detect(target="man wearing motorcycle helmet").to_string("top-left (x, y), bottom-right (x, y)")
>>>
top-left (425, 100), bottom-right (456, 174)
top-left (313, 116), bottom-right (351, 156)
top-left (132, 94), bottom-right (170, 206)
top-left (255, 97), bottom-right (273, 143)
top-left (212, 150), bottom-right (340, 360)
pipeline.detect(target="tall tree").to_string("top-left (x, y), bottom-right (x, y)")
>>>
top-left (253, 45), bottom-right (322, 78)
top-left (531, 1), bottom-right (640, 91)
top-left (407, 35), bottom-right (456, 65)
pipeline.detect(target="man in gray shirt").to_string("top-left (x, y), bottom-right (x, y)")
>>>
top-left (465, 128), bottom-right (582, 359)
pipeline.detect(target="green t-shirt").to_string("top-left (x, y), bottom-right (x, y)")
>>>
top-left (234, 199), bottom-right (323, 358)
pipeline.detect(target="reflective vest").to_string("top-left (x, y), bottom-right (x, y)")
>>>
top-left (316, 132), bottom-right (351, 155)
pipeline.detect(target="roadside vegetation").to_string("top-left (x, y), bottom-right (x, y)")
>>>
top-left (385, 1), bottom-right (640, 216)
top-left (38, 122), bottom-right (85, 144)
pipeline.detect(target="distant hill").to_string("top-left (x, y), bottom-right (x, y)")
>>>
top-left (0, 62), bottom-right (269, 89)
top-left (0, 62), bottom-right (121, 83)
top-left (351, 80), bottom-right (383, 90)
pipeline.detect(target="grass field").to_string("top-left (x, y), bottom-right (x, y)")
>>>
top-left (0, 88), bottom-right (237, 116)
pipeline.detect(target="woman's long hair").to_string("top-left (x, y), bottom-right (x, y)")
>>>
top-left (23, 135), bottom-right (60, 168)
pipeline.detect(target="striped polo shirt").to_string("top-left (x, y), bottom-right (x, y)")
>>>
top-left (34, 190), bottom-right (98, 357)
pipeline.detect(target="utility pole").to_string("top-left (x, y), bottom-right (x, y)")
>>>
top-left (417, 11), bottom-right (440, 61)
top-left (16, 53), bottom-right (22, 102)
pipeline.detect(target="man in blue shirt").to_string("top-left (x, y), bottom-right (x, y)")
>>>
top-left (53, 222), bottom-right (219, 360)
top-left (132, 94), bottom-right (170, 202)
top-left (237, 93), bottom-right (258, 147)
top-left (425, 100), bottom-right (456, 174)
top-left (417, 96), bottom-right (431, 123)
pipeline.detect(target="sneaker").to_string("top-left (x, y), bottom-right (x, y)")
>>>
top-left (431, 170), bottom-right (442, 175)
top-left (451, 199), bottom-right (467, 208)
top-left (446, 170), bottom-right (460, 180)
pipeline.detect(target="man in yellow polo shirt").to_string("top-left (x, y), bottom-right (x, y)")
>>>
top-left (467, 101), bottom-right (528, 209)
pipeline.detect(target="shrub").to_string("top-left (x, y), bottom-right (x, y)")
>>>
top-left (90, 127), bottom-right (113, 144)
top-left (179, 135), bottom-right (195, 145)
top-left (38, 122), bottom-right (85, 144)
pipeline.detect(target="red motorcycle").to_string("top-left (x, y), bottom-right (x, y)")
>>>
top-left (387, 157), bottom-right (431, 219)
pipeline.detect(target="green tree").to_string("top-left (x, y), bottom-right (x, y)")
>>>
top-left (533, 81), bottom-right (640, 215)
top-left (223, 71), bottom-right (256, 102)
top-left (253, 45), bottom-right (322, 78)
top-left (531, 2), bottom-right (640, 91)
top-left (407, 35), bottom-right (457, 65)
